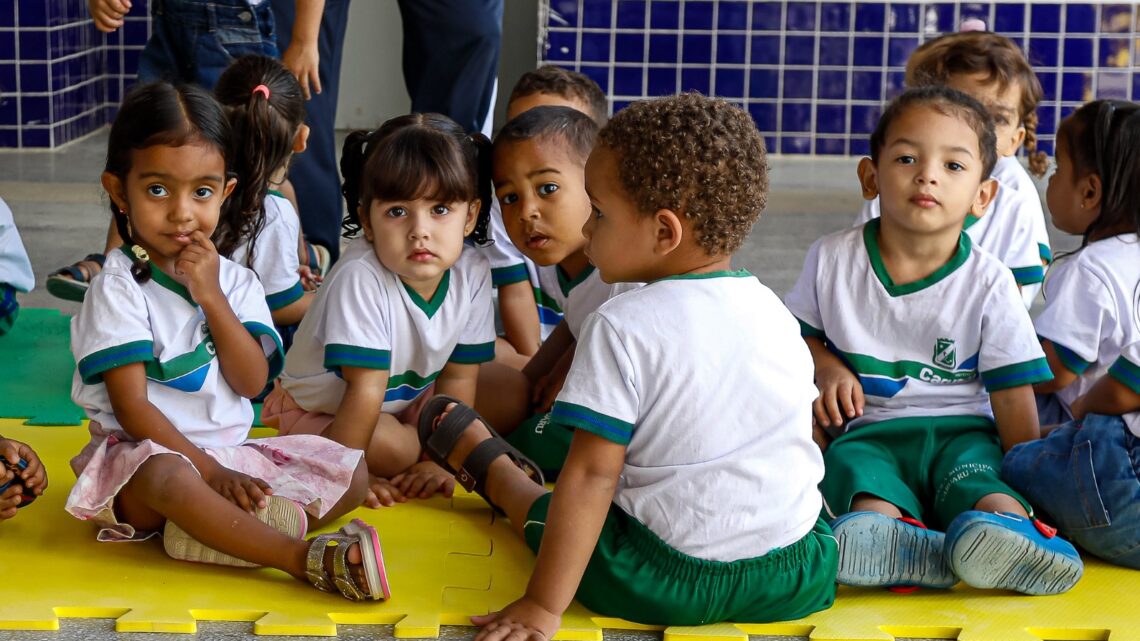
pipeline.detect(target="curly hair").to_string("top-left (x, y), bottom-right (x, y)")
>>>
top-left (906, 31), bottom-right (1048, 177)
top-left (596, 93), bottom-right (768, 256)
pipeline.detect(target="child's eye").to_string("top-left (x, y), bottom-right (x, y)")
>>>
top-left (946, 161), bottom-right (965, 172)
top-left (386, 207), bottom-right (407, 217)
top-left (431, 204), bottom-right (450, 215)
top-left (147, 184), bottom-right (168, 197)
top-left (499, 193), bottom-right (518, 206)
top-left (895, 155), bottom-right (915, 165)
top-left (194, 187), bottom-right (214, 198)
top-left (538, 183), bottom-right (559, 196)
top-left (591, 205), bottom-right (604, 219)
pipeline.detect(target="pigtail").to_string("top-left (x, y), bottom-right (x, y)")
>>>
top-left (214, 91), bottom-right (275, 262)
top-left (1023, 110), bottom-right (1049, 178)
top-left (467, 132), bottom-right (493, 246)
top-left (340, 129), bottom-right (373, 238)
top-left (110, 203), bottom-right (153, 284)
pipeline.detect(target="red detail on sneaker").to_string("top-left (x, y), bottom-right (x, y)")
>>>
top-left (1034, 519), bottom-right (1057, 538)
top-left (887, 517), bottom-right (928, 593)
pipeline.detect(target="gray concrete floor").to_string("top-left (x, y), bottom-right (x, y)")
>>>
top-left (0, 131), bottom-right (1078, 641)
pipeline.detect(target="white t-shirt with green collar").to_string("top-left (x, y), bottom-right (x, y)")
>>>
top-left (785, 219), bottom-right (1050, 429)
top-left (280, 238), bottom-right (496, 415)
top-left (551, 270), bottom-right (824, 562)
top-left (229, 192), bottom-right (304, 312)
top-left (71, 248), bottom-right (283, 449)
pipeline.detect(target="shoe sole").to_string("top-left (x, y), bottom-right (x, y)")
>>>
top-left (46, 276), bottom-right (89, 302)
top-left (834, 512), bottom-right (958, 588)
top-left (947, 520), bottom-right (1083, 595)
top-left (164, 495), bottom-right (308, 568)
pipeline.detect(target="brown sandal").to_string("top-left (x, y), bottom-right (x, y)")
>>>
top-left (304, 519), bottom-right (390, 601)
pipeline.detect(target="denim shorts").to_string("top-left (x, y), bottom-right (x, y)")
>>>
top-left (1003, 414), bottom-right (1140, 569)
top-left (139, 0), bottom-right (278, 89)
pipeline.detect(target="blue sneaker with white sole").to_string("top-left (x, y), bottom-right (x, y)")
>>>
top-left (831, 511), bottom-right (958, 589)
top-left (944, 511), bottom-right (1083, 595)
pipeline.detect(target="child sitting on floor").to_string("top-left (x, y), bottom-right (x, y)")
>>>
top-left (215, 55), bottom-right (315, 351)
top-left (476, 106), bottom-right (638, 476)
top-left (67, 82), bottom-right (385, 601)
top-left (486, 66), bottom-right (610, 368)
top-left (418, 93), bottom-right (838, 634)
top-left (0, 435), bottom-right (46, 519)
top-left (264, 114), bottom-right (496, 507)
top-left (1023, 100), bottom-right (1140, 427)
top-left (786, 86), bottom-right (1082, 595)
top-left (0, 196), bottom-right (33, 335)
top-left (856, 31), bottom-right (1052, 307)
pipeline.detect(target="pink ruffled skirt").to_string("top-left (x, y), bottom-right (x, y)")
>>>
top-left (65, 421), bottom-right (364, 542)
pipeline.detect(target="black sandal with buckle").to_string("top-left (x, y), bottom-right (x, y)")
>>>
top-left (417, 395), bottom-right (544, 514)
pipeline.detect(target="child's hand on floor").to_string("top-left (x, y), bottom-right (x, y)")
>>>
top-left (0, 437), bottom-right (47, 506)
top-left (391, 461), bottom-right (456, 500)
top-left (812, 361), bottom-right (864, 430)
top-left (365, 475), bottom-right (407, 508)
top-left (471, 597), bottom-right (561, 641)
top-left (204, 464), bottom-right (272, 513)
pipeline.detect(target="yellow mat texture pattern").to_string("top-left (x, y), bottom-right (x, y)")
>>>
top-left (2, 418), bottom-right (1138, 641)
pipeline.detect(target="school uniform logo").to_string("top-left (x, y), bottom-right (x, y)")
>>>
top-left (933, 338), bottom-right (957, 369)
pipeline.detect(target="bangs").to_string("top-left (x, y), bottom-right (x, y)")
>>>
top-left (364, 126), bottom-right (476, 204)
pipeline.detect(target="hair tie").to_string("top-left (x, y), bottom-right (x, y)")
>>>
top-left (252, 84), bottom-right (271, 99)
top-left (959, 18), bottom-right (987, 32)
top-left (131, 245), bottom-right (150, 262)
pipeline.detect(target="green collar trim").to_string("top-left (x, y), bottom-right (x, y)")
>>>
top-left (557, 263), bottom-right (595, 297)
top-left (119, 246), bottom-right (196, 307)
top-left (402, 269), bottom-right (450, 318)
top-left (656, 269), bottom-right (751, 282)
top-left (267, 189), bottom-right (286, 199)
top-left (862, 219), bottom-right (972, 297)
top-left (963, 214), bottom-right (980, 230)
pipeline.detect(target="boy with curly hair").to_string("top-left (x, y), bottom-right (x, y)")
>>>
top-left (416, 93), bottom-right (838, 637)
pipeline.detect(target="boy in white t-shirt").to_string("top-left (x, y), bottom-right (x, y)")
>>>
top-left (854, 31), bottom-right (1052, 308)
top-left (416, 94), bottom-right (837, 634)
top-left (786, 86), bottom-right (1082, 596)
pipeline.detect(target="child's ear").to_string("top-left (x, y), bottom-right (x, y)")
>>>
top-left (463, 199), bottom-right (481, 236)
top-left (101, 171), bottom-right (128, 212)
top-left (1007, 124), bottom-right (1027, 157)
top-left (653, 208), bottom-right (684, 255)
top-left (293, 124), bottom-right (310, 154)
top-left (1081, 173), bottom-right (1103, 212)
top-left (358, 204), bottom-right (374, 241)
top-left (970, 178), bottom-right (999, 218)
top-left (222, 177), bottom-right (238, 200)
top-left (856, 158), bottom-right (879, 200)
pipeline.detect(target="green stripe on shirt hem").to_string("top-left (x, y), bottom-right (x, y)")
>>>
top-left (324, 344), bottom-right (391, 370)
top-left (78, 339), bottom-right (154, 384)
top-left (981, 357), bottom-right (1053, 391)
top-left (1053, 343), bottom-right (1092, 376)
top-left (1108, 356), bottom-right (1140, 395)
top-left (1010, 265), bottom-right (1045, 285)
top-left (491, 263), bottom-right (529, 287)
top-left (449, 341), bottom-right (496, 364)
top-left (244, 321), bottom-right (284, 381)
top-left (550, 401), bottom-right (633, 445)
top-left (265, 281), bottom-right (305, 310)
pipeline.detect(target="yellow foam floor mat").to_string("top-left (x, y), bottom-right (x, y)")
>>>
top-left (2, 418), bottom-right (1138, 641)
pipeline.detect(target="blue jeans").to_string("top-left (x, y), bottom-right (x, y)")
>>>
top-left (139, 0), bottom-right (278, 89)
top-left (1002, 414), bottom-right (1140, 569)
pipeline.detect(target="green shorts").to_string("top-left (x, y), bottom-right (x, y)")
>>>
top-left (504, 413), bottom-right (572, 478)
top-left (820, 415), bottom-right (1031, 529)
top-left (523, 494), bottom-right (838, 625)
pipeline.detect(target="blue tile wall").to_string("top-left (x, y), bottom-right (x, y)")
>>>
top-left (1, 0), bottom-right (149, 147)
top-left (542, 1), bottom-right (1140, 157)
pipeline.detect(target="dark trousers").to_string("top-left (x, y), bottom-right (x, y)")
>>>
top-left (272, 0), bottom-right (503, 260)
top-left (270, 0), bottom-right (351, 260)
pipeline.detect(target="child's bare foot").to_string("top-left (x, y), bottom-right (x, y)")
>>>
top-left (391, 460), bottom-right (456, 499)
top-left (365, 475), bottom-right (406, 508)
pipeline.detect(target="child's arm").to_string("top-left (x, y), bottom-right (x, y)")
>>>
top-left (102, 364), bottom-right (272, 512)
top-left (804, 337), bottom-right (864, 429)
top-left (532, 343), bottom-right (575, 413)
top-left (990, 385), bottom-right (1041, 451)
top-left (175, 232), bottom-right (269, 398)
top-left (322, 366), bottom-right (387, 451)
top-left (471, 431), bottom-right (625, 641)
top-left (1033, 340), bottom-right (1080, 394)
top-left (498, 280), bottom-right (542, 364)
top-left (1070, 368), bottom-right (1140, 420)
top-left (281, 0), bottom-right (325, 99)
top-left (270, 291), bottom-right (314, 327)
top-left (0, 437), bottom-right (46, 518)
top-left (522, 320), bottom-right (574, 384)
